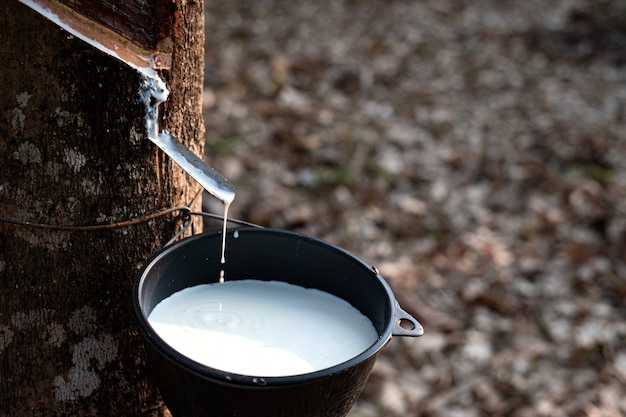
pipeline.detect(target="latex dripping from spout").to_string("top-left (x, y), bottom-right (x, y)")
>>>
top-left (140, 74), bottom-right (234, 282)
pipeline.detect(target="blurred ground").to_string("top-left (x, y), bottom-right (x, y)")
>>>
top-left (202, 1), bottom-right (626, 416)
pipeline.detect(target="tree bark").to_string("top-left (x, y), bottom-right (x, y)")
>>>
top-left (0, 1), bottom-right (205, 415)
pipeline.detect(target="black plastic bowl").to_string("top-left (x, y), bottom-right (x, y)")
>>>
top-left (132, 228), bottom-right (423, 417)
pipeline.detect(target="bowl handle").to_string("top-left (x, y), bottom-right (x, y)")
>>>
top-left (392, 302), bottom-right (424, 337)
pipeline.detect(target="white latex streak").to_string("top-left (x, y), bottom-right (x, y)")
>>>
top-left (18, 0), bottom-right (156, 78)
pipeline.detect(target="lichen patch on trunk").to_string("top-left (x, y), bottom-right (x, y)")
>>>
top-left (54, 334), bottom-right (119, 401)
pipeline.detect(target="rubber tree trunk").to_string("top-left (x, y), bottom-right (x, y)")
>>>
top-left (0, 1), bottom-right (205, 415)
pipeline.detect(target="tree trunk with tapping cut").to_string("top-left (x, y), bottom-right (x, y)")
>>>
top-left (0, 1), bottom-right (205, 415)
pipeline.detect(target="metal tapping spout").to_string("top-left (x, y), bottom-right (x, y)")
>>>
top-left (140, 75), bottom-right (236, 205)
